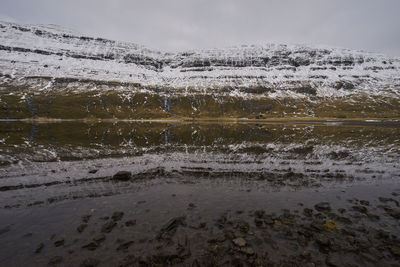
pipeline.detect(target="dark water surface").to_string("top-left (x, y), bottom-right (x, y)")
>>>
top-left (0, 121), bottom-right (399, 266)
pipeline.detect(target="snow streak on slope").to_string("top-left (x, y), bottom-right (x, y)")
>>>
top-left (0, 21), bottom-right (400, 98)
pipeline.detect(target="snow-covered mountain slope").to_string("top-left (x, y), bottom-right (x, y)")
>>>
top-left (1, 21), bottom-right (400, 99)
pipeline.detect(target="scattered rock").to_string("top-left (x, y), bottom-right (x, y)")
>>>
top-left (88, 169), bottom-right (98, 174)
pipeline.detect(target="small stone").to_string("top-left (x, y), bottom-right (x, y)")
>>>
top-left (93, 234), bottom-right (106, 243)
top-left (390, 246), bottom-right (400, 256)
top-left (0, 225), bottom-right (11, 235)
top-left (208, 232), bottom-right (226, 243)
top-left (111, 211), bottom-right (124, 221)
top-left (254, 210), bottom-right (265, 218)
top-left (125, 220), bottom-right (136, 227)
top-left (101, 221), bottom-right (117, 233)
top-left (54, 238), bottom-right (64, 247)
top-left (88, 169), bottom-right (98, 174)
top-left (48, 256), bottom-right (63, 265)
top-left (113, 171), bottom-right (132, 181)
top-left (264, 217), bottom-right (274, 225)
top-left (82, 242), bottom-right (99, 251)
top-left (325, 255), bottom-right (340, 266)
top-left (360, 252), bottom-right (377, 263)
top-left (337, 208), bottom-right (346, 214)
top-left (316, 234), bottom-right (330, 246)
top-left (352, 205), bottom-right (368, 213)
top-left (79, 258), bottom-right (100, 267)
top-left (23, 233), bottom-right (33, 238)
top-left (77, 224), bottom-right (88, 233)
top-left (314, 202), bottom-right (331, 212)
top-left (81, 215), bottom-right (92, 223)
top-left (241, 247), bottom-right (255, 255)
top-left (323, 221), bottom-right (340, 232)
top-left (116, 241), bottom-right (134, 251)
top-left (254, 218), bottom-right (263, 227)
top-left (232, 237), bottom-right (247, 247)
top-left (303, 208), bottom-right (313, 217)
top-left (157, 216), bottom-right (186, 239)
top-left (35, 243), bottom-right (44, 254)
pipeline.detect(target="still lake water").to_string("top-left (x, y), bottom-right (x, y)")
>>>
top-left (0, 121), bottom-right (399, 266)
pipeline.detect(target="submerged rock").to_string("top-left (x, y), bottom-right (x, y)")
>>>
top-left (77, 224), bottom-right (88, 233)
top-left (113, 171), bottom-right (132, 181)
top-left (82, 242), bottom-right (99, 251)
top-left (48, 256), bottom-right (63, 265)
top-left (241, 246), bottom-right (255, 255)
top-left (116, 241), bottom-right (134, 251)
top-left (34, 243), bottom-right (44, 254)
top-left (54, 238), bottom-right (64, 247)
top-left (352, 205), bottom-right (368, 213)
top-left (112, 211), bottom-right (124, 221)
top-left (157, 216), bottom-right (186, 239)
top-left (79, 258), bottom-right (100, 267)
top-left (125, 220), bottom-right (136, 227)
top-left (81, 215), bottom-right (92, 223)
top-left (93, 234), bottom-right (106, 243)
top-left (314, 202), bottom-right (331, 212)
top-left (101, 221), bottom-right (117, 233)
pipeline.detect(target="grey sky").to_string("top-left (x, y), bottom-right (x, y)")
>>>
top-left (1, 0), bottom-right (400, 56)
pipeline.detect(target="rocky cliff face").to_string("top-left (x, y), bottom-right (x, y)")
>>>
top-left (0, 21), bottom-right (399, 119)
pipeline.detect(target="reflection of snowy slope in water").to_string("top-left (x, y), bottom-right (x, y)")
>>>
top-left (1, 141), bottom-right (399, 209)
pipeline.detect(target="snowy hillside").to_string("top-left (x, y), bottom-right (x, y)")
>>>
top-left (1, 21), bottom-right (399, 99)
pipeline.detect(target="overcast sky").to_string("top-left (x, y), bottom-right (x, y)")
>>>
top-left (1, 0), bottom-right (399, 56)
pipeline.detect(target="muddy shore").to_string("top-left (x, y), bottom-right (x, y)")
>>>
top-left (0, 121), bottom-right (399, 266)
